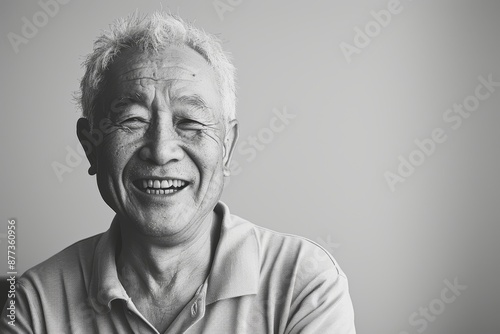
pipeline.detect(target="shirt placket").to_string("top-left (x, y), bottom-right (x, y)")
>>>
top-left (164, 282), bottom-right (207, 334)
top-left (123, 298), bottom-right (159, 334)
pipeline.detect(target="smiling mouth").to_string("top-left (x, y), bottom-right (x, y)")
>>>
top-left (135, 179), bottom-right (188, 195)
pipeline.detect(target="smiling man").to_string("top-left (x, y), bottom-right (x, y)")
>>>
top-left (1, 12), bottom-right (356, 333)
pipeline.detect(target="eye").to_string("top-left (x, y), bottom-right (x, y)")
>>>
top-left (119, 117), bottom-right (149, 129)
top-left (177, 119), bottom-right (205, 130)
top-left (122, 117), bottom-right (145, 123)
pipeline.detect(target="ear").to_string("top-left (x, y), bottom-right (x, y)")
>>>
top-left (76, 118), bottom-right (97, 175)
top-left (222, 119), bottom-right (239, 177)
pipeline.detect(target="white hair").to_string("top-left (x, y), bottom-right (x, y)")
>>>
top-left (78, 11), bottom-right (236, 126)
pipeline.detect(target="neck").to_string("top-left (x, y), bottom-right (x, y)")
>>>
top-left (116, 210), bottom-right (220, 297)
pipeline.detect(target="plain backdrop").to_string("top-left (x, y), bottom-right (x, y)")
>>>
top-left (1, 0), bottom-right (500, 333)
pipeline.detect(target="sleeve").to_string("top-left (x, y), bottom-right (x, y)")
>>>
top-left (284, 244), bottom-right (357, 334)
top-left (0, 280), bottom-right (40, 334)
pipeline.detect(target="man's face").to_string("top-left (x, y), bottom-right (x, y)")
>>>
top-left (79, 46), bottom-right (237, 240)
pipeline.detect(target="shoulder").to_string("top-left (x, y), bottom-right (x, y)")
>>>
top-left (254, 227), bottom-right (356, 332)
top-left (230, 213), bottom-right (347, 285)
top-left (227, 212), bottom-right (355, 332)
top-left (18, 233), bottom-right (103, 292)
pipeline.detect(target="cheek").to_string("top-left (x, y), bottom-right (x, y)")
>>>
top-left (188, 136), bottom-right (224, 166)
top-left (186, 127), bottom-right (224, 151)
top-left (97, 131), bottom-right (141, 175)
top-left (195, 145), bottom-right (225, 189)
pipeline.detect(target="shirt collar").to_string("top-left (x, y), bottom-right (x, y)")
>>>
top-left (89, 216), bottom-right (129, 314)
top-left (89, 201), bottom-right (260, 313)
top-left (205, 201), bottom-right (260, 305)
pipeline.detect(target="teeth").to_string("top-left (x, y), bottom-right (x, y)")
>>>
top-left (140, 179), bottom-right (187, 192)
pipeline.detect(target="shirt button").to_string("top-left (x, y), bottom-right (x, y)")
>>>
top-left (191, 302), bottom-right (198, 317)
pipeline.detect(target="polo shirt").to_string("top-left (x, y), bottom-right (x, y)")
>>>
top-left (0, 202), bottom-right (356, 333)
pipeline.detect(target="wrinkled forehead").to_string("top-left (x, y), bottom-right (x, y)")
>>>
top-left (112, 46), bottom-right (211, 79)
top-left (98, 46), bottom-right (225, 125)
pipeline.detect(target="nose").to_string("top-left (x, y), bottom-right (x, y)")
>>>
top-left (139, 117), bottom-right (184, 165)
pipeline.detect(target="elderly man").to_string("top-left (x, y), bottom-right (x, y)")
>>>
top-left (1, 12), bottom-right (356, 333)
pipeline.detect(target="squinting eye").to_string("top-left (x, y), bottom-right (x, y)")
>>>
top-left (121, 117), bottom-right (148, 125)
top-left (177, 120), bottom-right (205, 130)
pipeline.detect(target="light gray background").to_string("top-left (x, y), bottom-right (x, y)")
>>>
top-left (1, 0), bottom-right (499, 333)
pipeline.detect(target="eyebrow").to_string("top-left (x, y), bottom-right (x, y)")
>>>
top-left (171, 94), bottom-right (210, 112)
top-left (109, 91), bottom-right (150, 114)
top-left (112, 92), bottom-right (146, 106)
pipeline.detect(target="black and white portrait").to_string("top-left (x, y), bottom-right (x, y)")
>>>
top-left (1, 1), bottom-right (500, 333)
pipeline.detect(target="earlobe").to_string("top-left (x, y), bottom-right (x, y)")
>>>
top-left (88, 165), bottom-right (97, 175)
top-left (223, 119), bottom-right (239, 177)
top-left (76, 118), bottom-right (97, 175)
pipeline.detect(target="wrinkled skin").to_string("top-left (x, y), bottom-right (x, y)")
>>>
top-left (77, 45), bottom-right (238, 245)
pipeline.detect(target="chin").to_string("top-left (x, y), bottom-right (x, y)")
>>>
top-left (130, 211), bottom-right (192, 237)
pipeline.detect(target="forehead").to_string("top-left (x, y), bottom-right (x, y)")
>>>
top-left (107, 45), bottom-right (218, 99)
